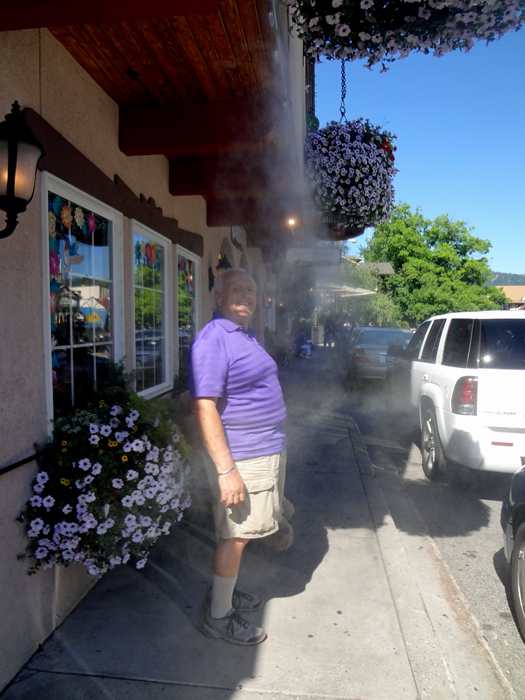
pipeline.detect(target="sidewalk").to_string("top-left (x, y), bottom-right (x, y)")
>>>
top-left (1, 348), bottom-right (514, 700)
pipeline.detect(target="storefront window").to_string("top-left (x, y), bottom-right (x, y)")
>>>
top-left (47, 186), bottom-right (120, 416)
top-left (177, 251), bottom-right (198, 375)
top-left (133, 223), bottom-right (172, 396)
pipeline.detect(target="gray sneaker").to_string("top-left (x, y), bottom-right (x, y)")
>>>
top-left (201, 608), bottom-right (267, 646)
top-left (203, 587), bottom-right (264, 613)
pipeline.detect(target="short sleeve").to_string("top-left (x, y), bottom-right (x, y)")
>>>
top-left (187, 335), bottom-right (229, 399)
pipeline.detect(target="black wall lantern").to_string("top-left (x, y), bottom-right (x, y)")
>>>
top-left (0, 101), bottom-right (45, 239)
top-left (216, 253), bottom-right (232, 275)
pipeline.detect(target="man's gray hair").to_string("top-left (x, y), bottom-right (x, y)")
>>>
top-left (212, 267), bottom-right (257, 295)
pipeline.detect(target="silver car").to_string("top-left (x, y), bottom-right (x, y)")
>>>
top-left (347, 327), bottom-right (414, 380)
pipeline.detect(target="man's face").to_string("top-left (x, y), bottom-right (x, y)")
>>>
top-left (215, 272), bottom-right (257, 328)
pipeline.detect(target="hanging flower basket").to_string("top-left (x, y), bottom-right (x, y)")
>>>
top-left (283, 0), bottom-right (524, 68)
top-left (305, 118), bottom-right (397, 232)
top-left (18, 386), bottom-right (192, 576)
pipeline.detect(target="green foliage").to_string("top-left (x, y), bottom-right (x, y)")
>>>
top-left (340, 263), bottom-right (404, 327)
top-left (361, 203), bottom-right (508, 325)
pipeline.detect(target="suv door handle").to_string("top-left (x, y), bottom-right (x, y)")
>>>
top-left (423, 373), bottom-right (429, 381)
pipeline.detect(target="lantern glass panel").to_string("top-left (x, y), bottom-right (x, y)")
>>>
top-left (13, 142), bottom-right (42, 201)
top-left (0, 141), bottom-right (8, 197)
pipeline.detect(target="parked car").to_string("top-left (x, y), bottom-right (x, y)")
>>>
top-left (387, 310), bottom-right (525, 481)
top-left (346, 327), bottom-right (414, 380)
top-left (501, 466), bottom-right (525, 641)
top-left (135, 328), bottom-right (163, 369)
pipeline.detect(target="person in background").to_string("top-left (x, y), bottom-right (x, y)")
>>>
top-left (187, 268), bottom-right (287, 646)
top-left (324, 320), bottom-right (333, 348)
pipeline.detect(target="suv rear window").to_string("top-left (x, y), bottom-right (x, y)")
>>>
top-left (442, 319), bottom-right (474, 368)
top-left (476, 319), bottom-right (525, 370)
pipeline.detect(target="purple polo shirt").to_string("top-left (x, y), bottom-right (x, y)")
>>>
top-left (187, 312), bottom-right (287, 460)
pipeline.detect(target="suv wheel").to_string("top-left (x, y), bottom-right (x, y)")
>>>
top-left (511, 522), bottom-right (525, 642)
top-left (421, 406), bottom-right (447, 481)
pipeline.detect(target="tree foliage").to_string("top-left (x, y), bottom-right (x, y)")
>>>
top-left (339, 263), bottom-right (404, 328)
top-left (361, 203), bottom-right (508, 325)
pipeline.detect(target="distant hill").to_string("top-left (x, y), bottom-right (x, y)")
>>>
top-left (485, 272), bottom-right (525, 287)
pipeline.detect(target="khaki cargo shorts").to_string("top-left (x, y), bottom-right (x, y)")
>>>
top-left (204, 449), bottom-right (287, 540)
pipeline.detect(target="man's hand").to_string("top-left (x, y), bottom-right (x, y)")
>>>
top-left (192, 397), bottom-right (245, 509)
top-left (219, 468), bottom-right (245, 509)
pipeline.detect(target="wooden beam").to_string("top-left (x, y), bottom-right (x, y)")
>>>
top-left (120, 98), bottom-right (279, 157)
top-left (169, 152), bottom-right (287, 198)
top-left (0, 0), bottom-right (221, 31)
top-left (206, 196), bottom-right (300, 228)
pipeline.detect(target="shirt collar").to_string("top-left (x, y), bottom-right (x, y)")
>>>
top-left (212, 311), bottom-right (256, 338)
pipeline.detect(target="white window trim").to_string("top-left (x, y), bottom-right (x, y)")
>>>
top-left (131, 219), bottom-right (173, 400)
top-left (42, 172), bottom-right (125, 429)
top-left (175, 245), bottom-right (201, 378)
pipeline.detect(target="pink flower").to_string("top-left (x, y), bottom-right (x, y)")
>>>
top-left (50, 253), bottom-right (60, 276)
top-left (86, 214), bottom-right (96, 233)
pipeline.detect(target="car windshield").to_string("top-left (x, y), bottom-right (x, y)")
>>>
top-left (478, 319), bottom-right (525, 370)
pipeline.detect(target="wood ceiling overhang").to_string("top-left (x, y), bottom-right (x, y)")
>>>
top-left (1, 0), bottom-right (303, 231)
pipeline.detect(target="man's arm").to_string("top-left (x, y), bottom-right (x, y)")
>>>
top-left (191, 397), bottom-right (245, 509)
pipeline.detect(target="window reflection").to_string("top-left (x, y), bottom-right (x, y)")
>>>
top-left (134, 232), bottom-right (165, 393)
top-left (48, 191), bottom-right (113, 415)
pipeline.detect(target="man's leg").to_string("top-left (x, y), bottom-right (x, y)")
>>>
top-left (210, 537), bottom-right (248, 619)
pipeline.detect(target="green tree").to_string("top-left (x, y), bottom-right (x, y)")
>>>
top-left (340, 262), bottom-right (404, 328)
top-left (361, 203), bottom-right (508, 325)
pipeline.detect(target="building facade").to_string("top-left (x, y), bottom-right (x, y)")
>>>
top-left (0, 3), bottom-right (308, 689)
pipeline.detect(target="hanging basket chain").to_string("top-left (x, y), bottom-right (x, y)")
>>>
top-left (339, 59), bottom-right (346, 123)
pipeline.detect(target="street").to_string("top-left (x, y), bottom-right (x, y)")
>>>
top-left (342, 372), bottom-right (525, 699)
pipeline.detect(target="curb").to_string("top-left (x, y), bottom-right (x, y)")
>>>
top-left (344, 402), bottom-right (517, 700)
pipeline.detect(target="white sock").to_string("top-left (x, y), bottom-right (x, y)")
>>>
top-left (211, 573), bottom-right (237, 619)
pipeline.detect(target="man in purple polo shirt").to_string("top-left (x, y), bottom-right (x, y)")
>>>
top-left (187, 268), bottom-right (287, 646)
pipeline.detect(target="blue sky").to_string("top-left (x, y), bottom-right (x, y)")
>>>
top-left (314, 29), bottom-right (525, 274)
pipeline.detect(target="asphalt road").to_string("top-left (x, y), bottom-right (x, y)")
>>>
top-left (343, 376), bottom-right (525, 700)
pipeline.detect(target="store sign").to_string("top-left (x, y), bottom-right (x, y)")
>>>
top-left (286, 247), bottom-right (340, 265)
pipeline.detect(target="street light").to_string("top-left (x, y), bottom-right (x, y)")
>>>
top-left (0, 101), bottom-right (45, 239)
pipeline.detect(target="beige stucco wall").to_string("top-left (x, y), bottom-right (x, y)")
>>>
top-left (0, 21), bottom-right (300, 690)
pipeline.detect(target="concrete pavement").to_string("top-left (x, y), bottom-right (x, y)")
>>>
top-left (1, 348), bottom-right (515, 700)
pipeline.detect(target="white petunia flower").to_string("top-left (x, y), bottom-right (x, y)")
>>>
top-left (78, 459), bottom-right (91, 471)
top-left (89, 435), bottom-right (100, 445)
top-left (122, 496), bottom-right (133, 507)
top-left (30, 518), bottom-right (44, 531)
top-left (35, 547), bottom-right (49, 559)
top-left (110, 405), bottom-right (122, 416)
top-left (126, 470), bottom-right (139, 481)
top-left (91, 463), bottom-right (102, 475)
top-left (112, 478), bottom-right (124, 489)
top-left (136, 558), bottom-right (147, 569)
top-left (36, 471), bottom-right (49, 485)
top-left (100, 425), bottom-right (111, 437)
top-left (33, 483), bottom-right (45, 494)
top-left (30, 495), bottom-right (43, 507)
top-left (89, 424), bottom-right (99, 434)
top-left (43, 495), bottom-right (55, 509)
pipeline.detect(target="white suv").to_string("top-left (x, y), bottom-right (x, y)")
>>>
top-left (389, 311), bottom-right (525, 480)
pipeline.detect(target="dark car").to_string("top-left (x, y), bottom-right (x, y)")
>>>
top-left (346, 327), bottom-right (414, 380)
top-left (501, 466), bottom-right (525, 641)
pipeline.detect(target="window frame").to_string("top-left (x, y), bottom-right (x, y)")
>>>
top-left (175, 245), bottom-right (201, 377)
top-left (130, 219), bottom-right (173, 400)
top-left (41, 172), bottom-right (125, 427)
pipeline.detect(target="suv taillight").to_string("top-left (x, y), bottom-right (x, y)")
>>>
top-left (355, 348), bottom-right (369, 363)
top-left (451, 376), bottom-right (478, 415)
